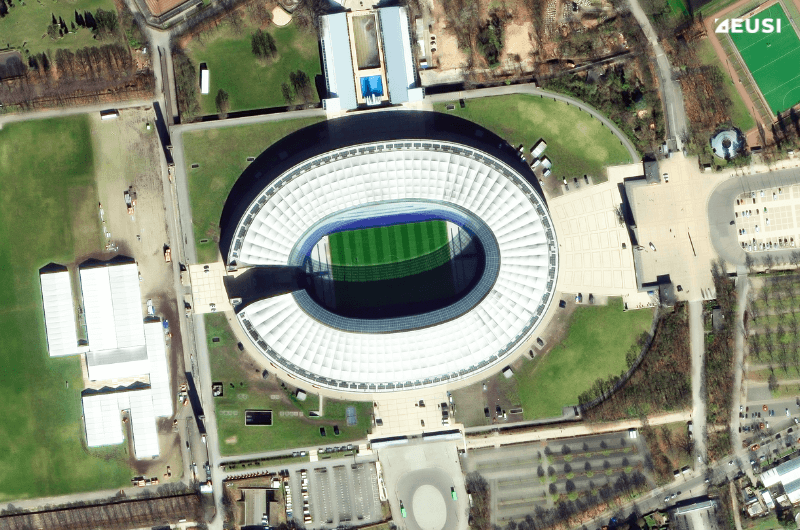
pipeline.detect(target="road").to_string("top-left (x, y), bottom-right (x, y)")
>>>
top-left (466, 411), bottom-right (692, 449)
top-left (625, 0), bottom-right (688, 148)
top-left (730, 273), bottom-right (749, 453)
top-left (689, 300), bottom-right (708, 469)
top-left (427, 84), bottom-right (640, 162)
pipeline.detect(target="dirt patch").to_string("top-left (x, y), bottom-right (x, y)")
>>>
top-left (272, 5), bottom-right (292, 26)
top-left (225, 435), bottom-right (239, 444)
top-left (88, 107), bottom-right (188, 479)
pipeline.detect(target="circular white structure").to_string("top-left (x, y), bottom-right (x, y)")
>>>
top-left (412, 485), bottom-right (447, 530)
top-left (230, 139), bottom-right (558, 392)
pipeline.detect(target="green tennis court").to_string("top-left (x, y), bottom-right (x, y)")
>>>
top-left (730, 3), bottom-right (800, 114)
top-left (329, 220), bottom-right (449, 266)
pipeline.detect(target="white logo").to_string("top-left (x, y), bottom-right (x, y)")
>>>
top-left (715, 17), bottom-right (782, 33)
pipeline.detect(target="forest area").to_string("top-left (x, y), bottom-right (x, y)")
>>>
top-left (583, 304), bottom-right (691, 422)
top-left (705, 261), bottom-right (736, 460)
top-left (0, 2), bottom-right (152, 111)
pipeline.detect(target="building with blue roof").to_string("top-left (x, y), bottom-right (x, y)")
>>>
top-left (319, 6), bottom-right (422, 111)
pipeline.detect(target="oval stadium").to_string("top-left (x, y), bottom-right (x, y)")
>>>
top-left (220, 115), bottom-right (558, 393)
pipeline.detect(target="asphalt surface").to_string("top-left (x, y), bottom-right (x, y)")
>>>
top-left (464, 433), bottom-right (649, 526)
top-left (707, 167), bottom-right (800, 266)
top-left (730, 273), bottom-right (749, 453)
top-left (689, 300), bottom-right (708, 468)
top-left (626, 0), bottom-right (688, 147)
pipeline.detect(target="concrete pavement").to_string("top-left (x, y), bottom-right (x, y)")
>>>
top-left (465, 411), bottom-right (692, 450)
top-left (689, 300), bottom-right (708, 468)
top-left (0, 99), bottom-right (155, 126)
top-left (730, 274), bottom-right (749, 453)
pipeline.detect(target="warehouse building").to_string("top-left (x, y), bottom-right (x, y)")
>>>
top-left (39, 259), bottom-right (172, 459)
top-left (762, 457), bottom-right (800, 504)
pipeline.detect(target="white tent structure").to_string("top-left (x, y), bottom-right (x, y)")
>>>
top-left (82, 389), bottom-right (160, 459)
top-left (39, 260), bottom-right (172, 458)
top-left (39, 270), bottom-right (88, 357)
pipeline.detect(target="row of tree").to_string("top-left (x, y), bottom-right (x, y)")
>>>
top-left (705, 260), bottom-right (736, 459)
top-left (585, 305), bottom-right (691, 422)
top-left (0, 43), bottom-right (152, 110)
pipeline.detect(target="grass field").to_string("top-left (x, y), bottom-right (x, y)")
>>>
top-left (186, 22), bottom-right (322, 114)
top-left (434, 95), bottom-right (632, 192)
top-left (205, 313), bottom-right (372, 455)
top-left (515, 299), bottom-right (654, 419)
top-left (0, 0), bottom-right (118, 55)
top-left (329, 221), bottom-right (449, 266)
top-left (183, 117), bottom-right (324, 263)
top-left (0, 116), bottom-right (133, 500)
top-left (730, 3), bottom-right (800, 114)
top-left (696, 39), bottom-right (757, 131)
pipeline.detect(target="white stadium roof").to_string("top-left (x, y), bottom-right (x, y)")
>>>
top-left (229, 140), bottom-right (558, 391)
top-left (39, 271), bottom-right (87, 357)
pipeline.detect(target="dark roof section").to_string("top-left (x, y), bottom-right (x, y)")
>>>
top-left (217, 110), bottom-right (548, 265)
top-left (643, 157), bottom-right (660, 184)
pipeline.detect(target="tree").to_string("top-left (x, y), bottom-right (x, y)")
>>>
top-left (281, 82), bottom-right (293, 106)
top-left (94, 8), bottom-right (117, 37)
top-left (251, 29), bottom-right (277, 58)
top-left (769, 371), bottom-right (779, 392)
top-left (215, 89), bottom-right (230, 118)
top-left (289, 70), bottom-right (311, 102)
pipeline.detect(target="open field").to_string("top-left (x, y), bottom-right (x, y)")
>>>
top-left (0, 0), bottom-right (118, 55)
top-left (205, 313), bottom-right (372, 455)
top-left (695, 38), bottom-right (756, 131)
top-left (182, 116), bottom-right (324, 263)
top-left (0, 116), bottom-right (133, 500)
top-left (186, 22), bottom-right (321, 115)
top-left (514, 299), bottom-right (654, 419)
top-left (730, 3), bottom-right (800, 114)
top-left (330, 221), bottom-right (449, 267)
top-left (434, 95), bottom-right (632, 195)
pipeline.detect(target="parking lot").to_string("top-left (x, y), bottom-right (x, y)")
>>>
top-left (462, 433), bottom-right (651, 526)
top-left (287, 460), bottom-right (381, 529)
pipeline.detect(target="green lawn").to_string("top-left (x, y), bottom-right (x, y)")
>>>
top-left (329, 221), bottom-right (449, 266)
top-left (730, 3), bottom-right (800, 114)
top-left (186, 22), bottom-right (322, 114)
top-left (435, 94), bottom-right (632, 184)
top-left (695, 39), bottom-right (756, 131)
top-left (205, 313), bottom-right (372, 456)
top-left (183, 116), bottom-right (324, 263)
top-left (0, 116), bottom-right (133, 501)
top-left (0, 0), bottom-right (118, 55)
top-left (516, 299), bottom-right (654, 419)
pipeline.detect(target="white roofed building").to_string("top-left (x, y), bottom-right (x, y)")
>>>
top-left (39, 260), bottom-right (172, 459)
top-left (39, 269), bottom-right (88, 357)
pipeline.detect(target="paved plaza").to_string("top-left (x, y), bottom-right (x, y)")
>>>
top-left (377, 440), bottom-right (469, 530)
top-left (626, 154), bottom-right (725, 301)
top-left (734, 185), bottom-right (800, 252)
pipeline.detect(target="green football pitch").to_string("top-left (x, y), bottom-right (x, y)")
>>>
top-left (730, 3), bottom-right (800, 114)
top-left (329, 220), bottom-right (449, 266)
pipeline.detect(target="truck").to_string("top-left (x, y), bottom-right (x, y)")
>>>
top-left (164, 247), bottom-right (172, 263)
top-left (124, 187), bottom-right (137, 214)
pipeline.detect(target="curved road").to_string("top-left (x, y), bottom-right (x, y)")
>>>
top-left (427, 85), bottom-right (640, 163)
